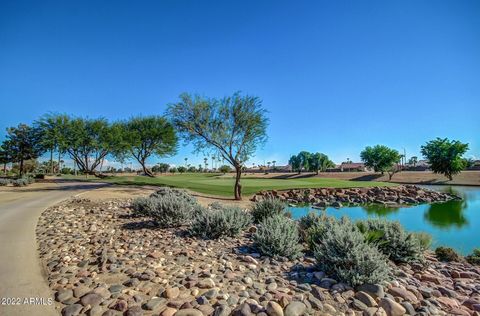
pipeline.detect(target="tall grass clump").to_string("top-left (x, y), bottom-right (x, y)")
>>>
top-left (131, 188), bottom-right (199, 227)
top-left (190, 206), bottom-right (252, 239)
top-left (311, 216), bottom-right (390, 286)
top-left (356, 218), bottom-right (425, 263)
top-left (251, 197), bottom-right (290, 223)
top-left (0, 179), bottom-right (10, 186)
top-left (254, 214), bottom-right (302, 259)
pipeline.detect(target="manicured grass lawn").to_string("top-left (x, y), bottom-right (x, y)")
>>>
top-left (62, 173), bottom-right (393, 197)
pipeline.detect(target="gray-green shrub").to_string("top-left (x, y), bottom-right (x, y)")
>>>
top-left (131, 188), bottom-right (199, 227)
top-left (302, 213), bottom-right (337, 250)
top-left (251, 197), bottom-right (289, 223)
top-left (0, 179), bottom-right (10, 186)
top-left (151, 187), bottom-right (197, 205)
top-left (312, 217), bottom-right (390, 286)
top-left (190, 206), bottom-right (252, 239)
top-left (12, 178), bottom-right (28, 187)
top-left (356, 218), bottom-right (424, 263)
top-left (253, 214), bottom-right (302, 259)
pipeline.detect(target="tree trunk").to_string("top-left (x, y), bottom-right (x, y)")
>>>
top-left (50, 148), bottom-right (54, 175)
top-left (3, 162), bottom-right (6, 175)
top-left (19, 158), bottom-right (24, 177)
top-left (234, 166), bottom-right (242, 200)
top-left (140, 160), bottom-right (154, 177)
top-left (58, 151), bottom-right (61, 174)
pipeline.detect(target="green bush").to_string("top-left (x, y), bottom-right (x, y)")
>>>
top-left (466, 249), bottom-right (480, 265)
top-left (312, 217), bottom-right (390, 286)
top-left (190, 206), bottom-right (252, 239)
top-left (253, 214), bottom-right (302, 259)
top-left (131, 188), bottom-right (199, 227)
top-left (356, 218), bottom-right (424, 263)
top-left (251, 197), bottom-right (289, 223)
top-left (435, 247), bottom-right (461, 262)
top-left (0, 179), bottom-right (10, 186)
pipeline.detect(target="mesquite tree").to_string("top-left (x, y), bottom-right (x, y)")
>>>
top-left (62, 117), bottom-right (119, 176)
top-left (167, 92), bottom-right (268, 200)
top-left (35, 113), bottom-right (69, 174)
top-left (421, 138), bottom-right (469, 181)
top-left (360, 145), bottom-right (401, 180)
top-left (115, 116), bottom-right (177, 177)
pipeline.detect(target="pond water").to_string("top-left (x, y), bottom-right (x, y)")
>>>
top-left (288, 185), bottom-right (480, 255)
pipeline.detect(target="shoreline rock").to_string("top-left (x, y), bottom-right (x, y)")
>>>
top-left (251, 185), bottom-right (460, 208)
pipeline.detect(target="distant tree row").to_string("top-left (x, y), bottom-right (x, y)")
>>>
top-left (288, 151), bottom-right (335, 174)
top-left (360, 139), bottom-right (470, 181)
top-left (0, 114), bottom-right (178, 177)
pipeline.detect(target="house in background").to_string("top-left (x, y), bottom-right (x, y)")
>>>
top-left (339, 162), bottom-right (368, 172)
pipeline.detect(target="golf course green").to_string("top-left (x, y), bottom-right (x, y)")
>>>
top-left (63, 173), bottom-right (392, 197)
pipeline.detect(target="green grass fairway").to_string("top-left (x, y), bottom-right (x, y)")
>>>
top-left (63, 173), bottom-right (393, 197)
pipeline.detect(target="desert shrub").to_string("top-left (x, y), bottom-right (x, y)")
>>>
top-left (251, 197), bottom-right (289, 223)
top-left (131, 188), bottom-right (199, 227)
top-left (435, 246), bottom-right (461, 262)
top-left (208, 201), bottom-right (223, 210)
top-left (131, 197), bottom-right (156, 217)
top-left (312, 217), bottom-right (390, 286)
top-left (356, 218), bottom-right (424, 263)
top-left (414, 232), bottom-right (433, 251)
top-left (253, 214), bottom-right (302, 259)
top-left (0, 179), bottom-right (10, 186)
top-left (25, 176), bottom-right (35, 184)
top-left (12, 178), bottom-right (29, 187)
top-left (34, 174), bottom-right (45, 179)
top-left (151, 187), bottom-right (197, 204)
top-left (466, 249), bottom-right (480, 265)
top-left (190, 206), bottom-right (252, 239)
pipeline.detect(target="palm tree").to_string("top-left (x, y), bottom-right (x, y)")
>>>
top-left (272, 160), bottom-right (276, 170)
top-left (204, 157), bottom-right (208, 171)
top-left (184, 157), bottom-right (188, 166)
top-left (212, 156), bottom-right (216, 171)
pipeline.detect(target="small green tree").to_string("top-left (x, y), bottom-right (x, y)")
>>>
top-left (298, 151), bottom-right (311, 173)
top-left (177, 166), bottom-right (187, 173)
top-left (218, 165), bottom-right (231, 173)
top-left (115, 116), bottom-right (177, 177)
top-left (5, 124), bottom-right (44, 176)
top-left (0, 140), bottom-right (13, 175)
top-left (152, 162), bottom-right (170, 173)
top-left (288, 155), bottom-right (301, 173)
top-left (309, 152), bottom-right (335, 174)
top-left (360, 145), bottom-right (400, 178)
top-left (421, 138), bottom-right (469, 180)
top-left (167, 92), bottom-right (268, 200)
top-left (408, 156), bottom-right (418, 167)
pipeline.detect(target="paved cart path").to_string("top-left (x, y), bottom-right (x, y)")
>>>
top-left (0, 182), bottom-right (107, 316)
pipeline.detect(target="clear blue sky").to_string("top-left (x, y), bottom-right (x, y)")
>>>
top-left (1, 0), bottom-right (479, 168)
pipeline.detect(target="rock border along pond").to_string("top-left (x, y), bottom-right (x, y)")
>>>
top-left (251, 185), bottom-right (460, 209)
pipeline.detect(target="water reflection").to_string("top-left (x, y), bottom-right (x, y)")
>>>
top-left (362, 204), bottom-right (400, 216)
top-left (424, 199), bottom-right (468, 229)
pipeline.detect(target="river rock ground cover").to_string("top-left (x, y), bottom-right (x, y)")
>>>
top-left (37, 197), bottom-right (480, 316)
